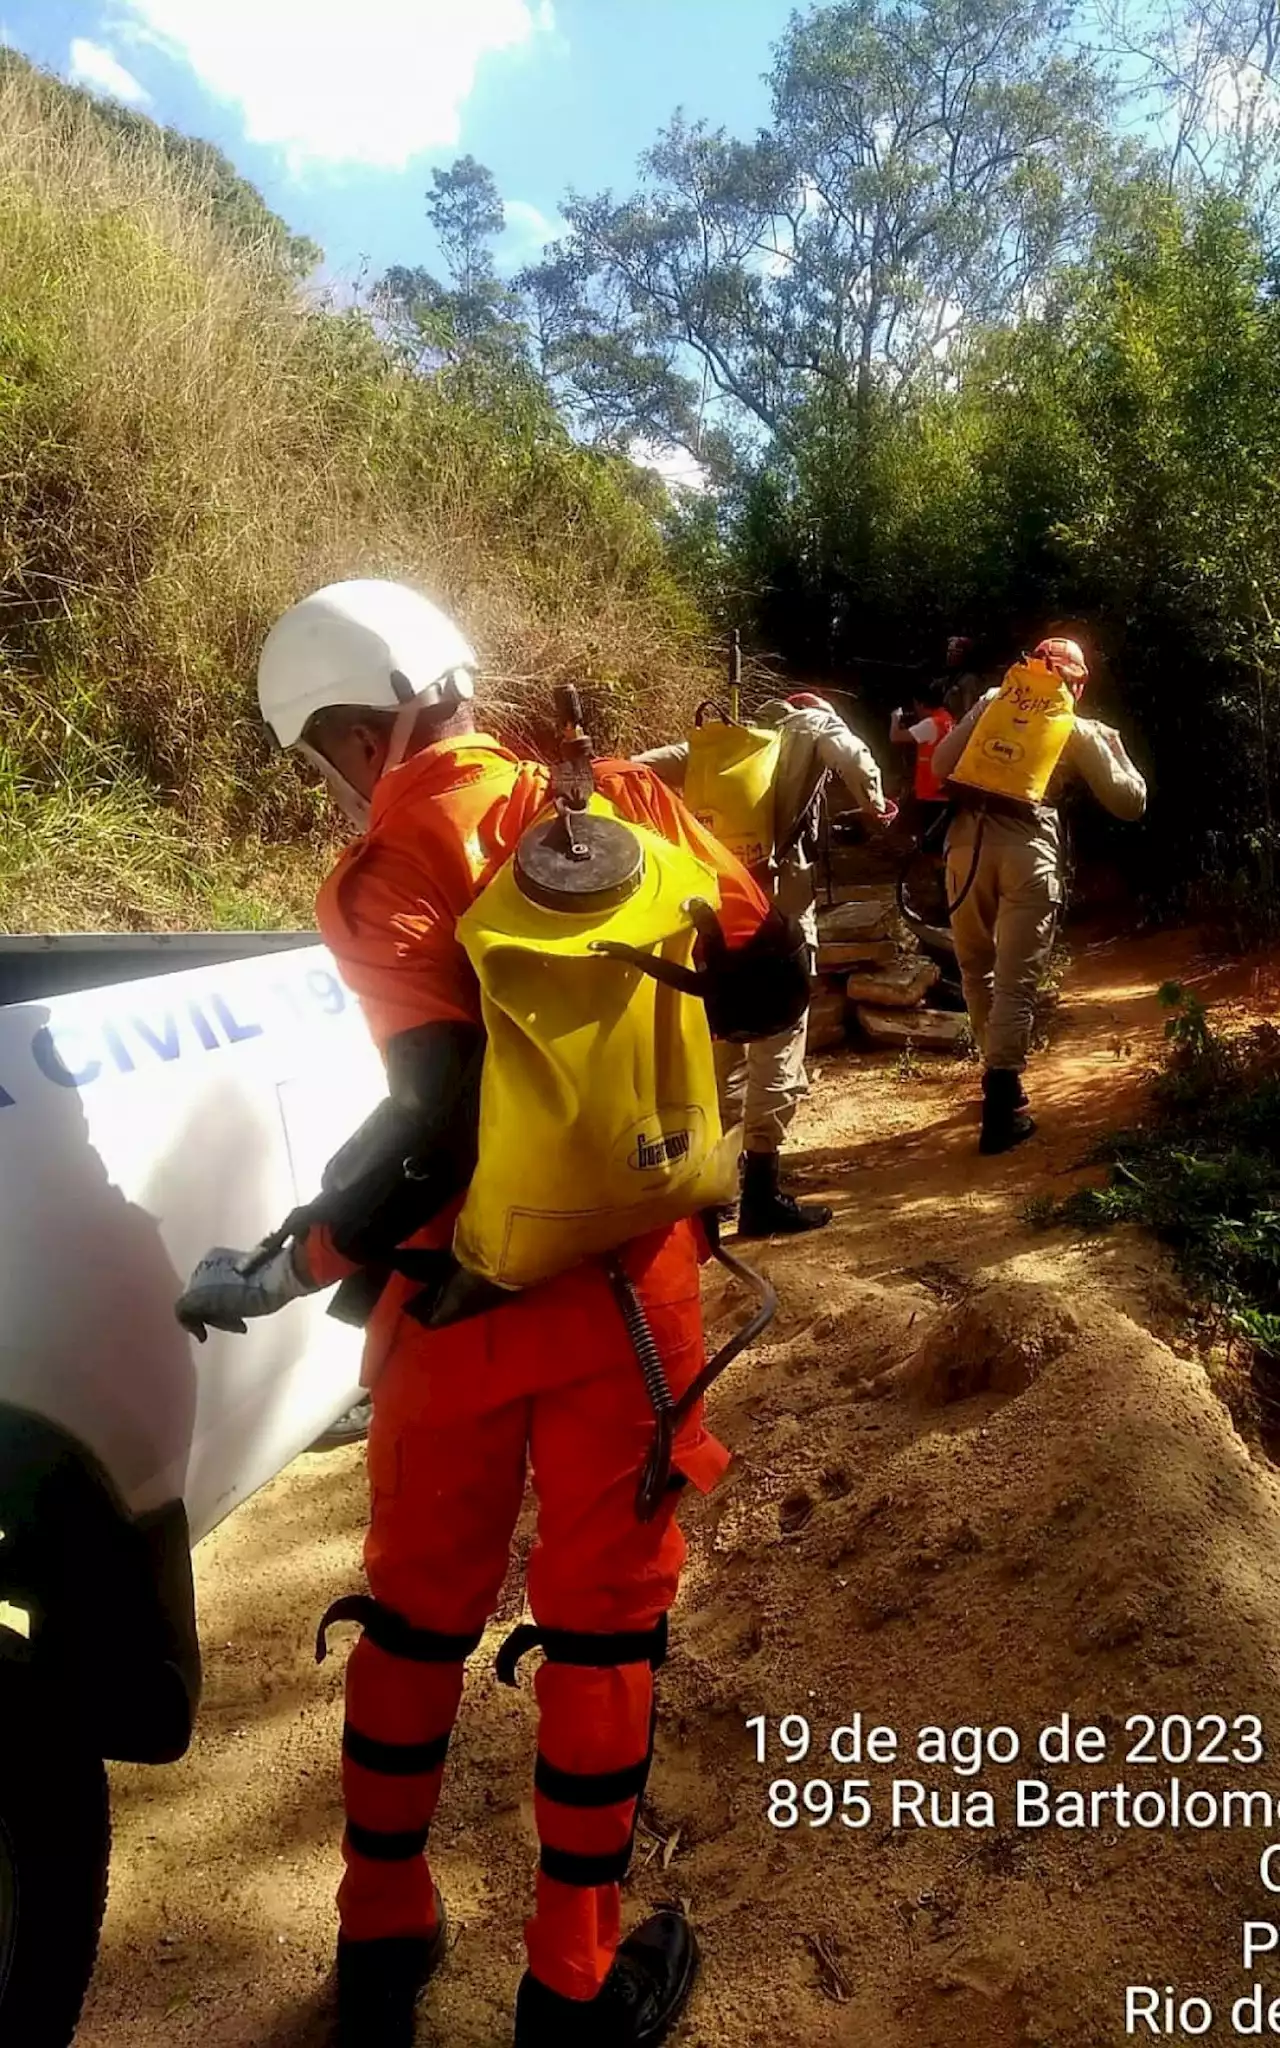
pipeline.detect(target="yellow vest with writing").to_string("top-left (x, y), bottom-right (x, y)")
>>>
top-left (453, 796), bottom-right (740, 1290)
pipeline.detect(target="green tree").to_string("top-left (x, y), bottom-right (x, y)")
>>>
top-left (1048, 193), bottom-right (1280, 899)
top-left (378, 156), bottom-right (526, 368)
top-left (1101, 0), bottom-right (1280, 231)
top-left (525, 0), bottom-right (1116, 456)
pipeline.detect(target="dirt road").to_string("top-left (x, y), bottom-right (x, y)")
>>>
top-left (76, 932), bottom-right (1280, 2047)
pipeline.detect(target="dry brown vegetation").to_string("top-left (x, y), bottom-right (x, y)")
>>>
top-left (0, 58), bottom-right (713, 931)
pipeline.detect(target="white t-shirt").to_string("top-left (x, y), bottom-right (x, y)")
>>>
top-left (908, 716), bottom-right (942, 746)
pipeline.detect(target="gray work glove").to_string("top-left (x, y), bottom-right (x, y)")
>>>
top-left (176, 1242), bottom-right (314, 1343)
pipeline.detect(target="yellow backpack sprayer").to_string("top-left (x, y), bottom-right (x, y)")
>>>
top-left (681, 632), bottom-right (859, 892)
top-left (948, 656), bottom-right (1078, 809)
top-left (939, 639), bottom-right (1086, 916)
top-left (682, 700), bottom-right (783, 875)
top-left (238, 685), bottom-right (783, 1520)
top-left (452, 702), bottom-right (743, 1292)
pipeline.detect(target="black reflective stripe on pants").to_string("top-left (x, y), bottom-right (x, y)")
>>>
top-left (534, 1752), bottom-right (651, 1810)
top-left (346, 1820), bottom-right (431, 1863)
top-left (317, 1593), bottom-right (485, 1667)
top-left (343, 1724), bottom-right (451, 1777)
top-left (537, 1701), bottom-right (658, 1889)
top-left (539, 1842), bottom-right (635, 1888)
top-left (497, 1611), bottom-right (669, 1688)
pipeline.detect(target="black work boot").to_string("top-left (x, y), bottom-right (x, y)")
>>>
top-left (737, 1150), bottom-right (832, 1237)
top-left (514, 1910), bottom-right (699, 2046)
top-left (979, 1068), bottom-right (1035, 1156)
top-left (336, 1892), bottom-right (448, 2047)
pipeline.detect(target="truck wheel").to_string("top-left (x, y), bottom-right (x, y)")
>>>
top-left (0, 1668), bottom-right (110, 2047)
top-left (312, 1395), bottom-right (372, 1450)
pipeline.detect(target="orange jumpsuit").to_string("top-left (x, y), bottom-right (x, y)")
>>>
top-left (306, 734), bottom-right (769, 2003)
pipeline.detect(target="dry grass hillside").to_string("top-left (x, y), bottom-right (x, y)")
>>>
top-left (0, 57), bottom-right (713, 932)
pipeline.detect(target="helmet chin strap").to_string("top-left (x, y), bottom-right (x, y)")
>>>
top-left (294, 739), bottom-right (372, 833)
top-left (296, 670), bottom-right (476, 831)
top-left (384, 670), bottom-right (472, 776)
top-left (383, 700), bottom-right (422, 778)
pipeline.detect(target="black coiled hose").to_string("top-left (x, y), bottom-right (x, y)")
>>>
top-left (607, 1228), bottom-right (779, 1523)
top-left (894, 803), bottom-right (984, 934)
top-left (896, 805), bottom-right (1074, 936)
top-left (606, 1257), bottom-right (677, 1523)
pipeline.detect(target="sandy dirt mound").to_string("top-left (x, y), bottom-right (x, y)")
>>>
top-left (75, 932), bottom-right (1280, 2047)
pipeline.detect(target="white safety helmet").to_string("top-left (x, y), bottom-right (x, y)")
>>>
top-left (258, 579), bottom-right (478, 825)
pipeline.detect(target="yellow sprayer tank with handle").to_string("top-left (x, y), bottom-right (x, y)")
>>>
top-left (453, 794), bottom-right (740, 1292)
top-left (947, 657), bottom-right (1077, 807)
top-left (681, 702), bottom-right (782, 870)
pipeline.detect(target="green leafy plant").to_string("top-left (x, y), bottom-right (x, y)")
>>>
top-left (1031, 987), bottom-right (1280, 1377)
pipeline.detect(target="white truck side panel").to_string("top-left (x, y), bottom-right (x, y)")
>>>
top-left (0, 947), bottom-right (384, 1543)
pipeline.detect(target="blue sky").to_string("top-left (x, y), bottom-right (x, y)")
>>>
top-left (1, 0), bottom-right (796, 287)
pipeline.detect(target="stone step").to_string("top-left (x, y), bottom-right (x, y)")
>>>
top-left (822, 877), bottom-right (897, 904)
top-left (806, 986), bottom-right (849, 1054)
top-left (816, 898), bottom-right (893, 944)
top-left (853, 1005), bottom-right (970, 1052)
top-left (815, 937), bottom-right (899, 972)
top-left (845, 959), bottom-right (940, 1009)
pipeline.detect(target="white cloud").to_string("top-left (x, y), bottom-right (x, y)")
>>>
top-left (500, 198), bottom-right (564, 265)
top-left (631, 438), bottom-right (710, 496)
top-left (1205, 54), bottom-right (1279, 134)
top-left (68, 37), bottom-right (151, 106)
top-left (106, 0), bottom-right (557, 172)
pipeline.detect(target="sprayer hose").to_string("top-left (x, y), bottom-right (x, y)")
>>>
top-left (605, 1257), bottom-right (676, 1522)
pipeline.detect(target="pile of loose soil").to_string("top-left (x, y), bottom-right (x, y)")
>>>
top-left (76, 931), bottom-right (1280, 2048)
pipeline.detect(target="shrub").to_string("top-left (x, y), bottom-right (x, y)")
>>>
top-left (0, 58), bottom-right (712, 929)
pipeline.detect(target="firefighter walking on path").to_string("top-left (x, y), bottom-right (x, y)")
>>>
top-left (932, 637), bottom-right (1147, 1155)
top-left (174, 581), bottom-right (810, 2048)
top-left (637, 690), bottom-right (890, 1236)
top-left (890, 680), bottom-right (954, 838)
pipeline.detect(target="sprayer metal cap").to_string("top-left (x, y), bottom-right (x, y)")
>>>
top-left (514, 813), bottom-right (645, 913)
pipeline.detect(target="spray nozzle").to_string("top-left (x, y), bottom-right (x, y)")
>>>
top-left (555, 684), bottom-right (588, 743)
top-left (548, 683), bottom-right (597, 851)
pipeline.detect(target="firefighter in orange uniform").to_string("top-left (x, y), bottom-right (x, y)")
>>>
top-left (176, 582), bottom-right (809, 2048)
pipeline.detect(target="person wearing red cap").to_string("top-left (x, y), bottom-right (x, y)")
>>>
top-left (638, 692), bottom-right (890, 1233)
top-left (932, 637), bottom-right (1146, 1153)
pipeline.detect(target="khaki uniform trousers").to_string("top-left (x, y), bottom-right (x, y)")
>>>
top-left (946, 818), bottom-right (1061, 1073)
top-left (715, 858), bottom-right (816, 1154)
top-left (715, 1016), bottom-right (809, 1155)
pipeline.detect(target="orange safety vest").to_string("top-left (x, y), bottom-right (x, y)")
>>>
top-left (914, 709), bottom-right (954, 802)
